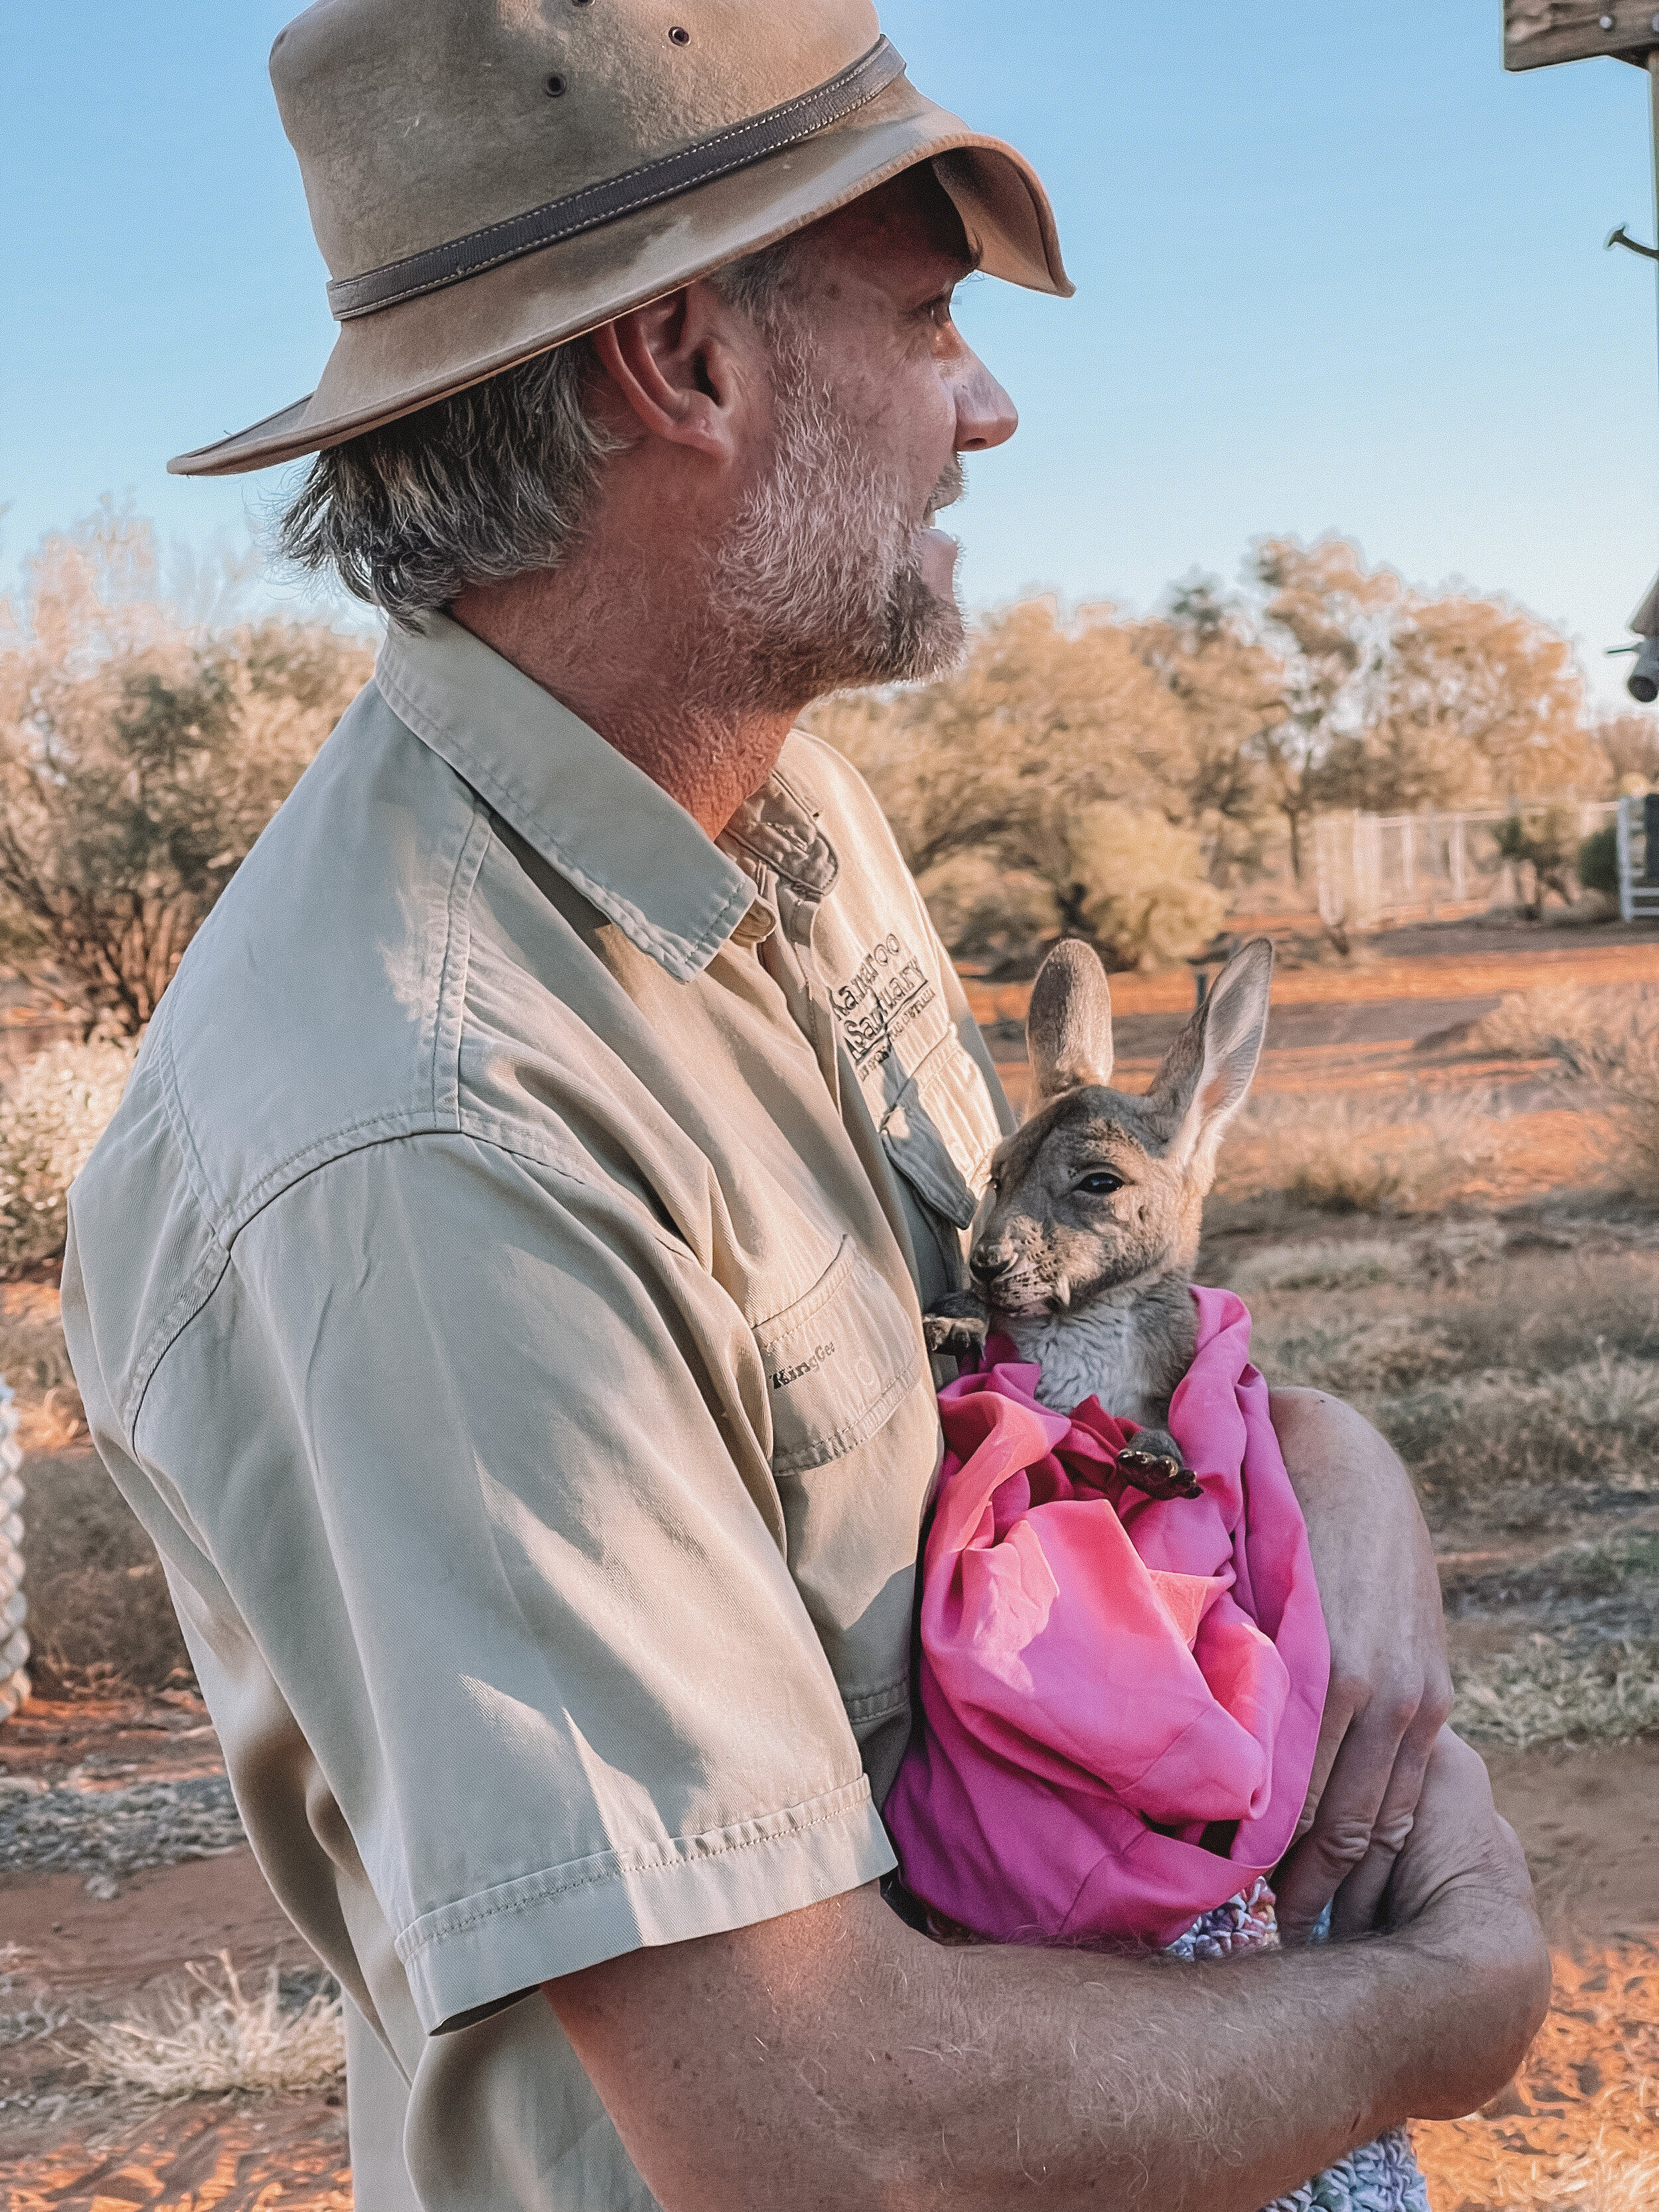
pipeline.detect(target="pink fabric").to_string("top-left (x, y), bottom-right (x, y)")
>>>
top-left (885, 1286), bottom-right (1330, 1950)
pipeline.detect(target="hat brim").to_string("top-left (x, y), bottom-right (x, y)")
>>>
top-left (169, 76), bottom-right (1071, 478)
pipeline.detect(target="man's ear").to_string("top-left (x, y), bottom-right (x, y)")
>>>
top-left (1026, 939), bottom-right (1114, 1100)
top-left (1147, 937), bottom-right (1273, 1169)
top-left (591, 283), bottom-right (759, 464)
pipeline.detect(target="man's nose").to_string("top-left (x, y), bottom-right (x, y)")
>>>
top-left (954, 350), bottom-right (1018, 453)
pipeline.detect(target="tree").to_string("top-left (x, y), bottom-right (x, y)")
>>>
top-left (808, 597), bottom-right (1210, 961)
top-left (808, 597), bottom-right (1196, 885)
top-left (0, 515), bottom-right (374, 1035)
top-left (1251, 537), bottom-right (1402, 878)
top-left (1358, 594), bottom-right (1593, 810)
top-left (1595, 709), bottom-right (1659, 791)
top-left (1252, 538), bottom-right (1598, 851)
top-left (1135, 580), bottom-right (1288, 887)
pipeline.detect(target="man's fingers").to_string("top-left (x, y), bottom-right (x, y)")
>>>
top-left (1276, 1700), bottom-right (1397, 1942)
top-left (1328, 1722), bottom-right (1436, 1939)
top-left (1291, 1674), bottom-right (1362, 1847)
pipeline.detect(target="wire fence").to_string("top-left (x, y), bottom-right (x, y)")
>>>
top-left (1313, 802), bottom-right (1618, 932)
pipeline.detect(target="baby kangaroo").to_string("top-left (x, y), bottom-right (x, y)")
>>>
top-left (926, 935), bottom-right (1275, 1501)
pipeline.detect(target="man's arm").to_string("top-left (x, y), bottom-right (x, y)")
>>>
top-left (1269, 1386), bottom-right (1454, 1941)
top-left (547, 1732), bottom-right (1547, 2212)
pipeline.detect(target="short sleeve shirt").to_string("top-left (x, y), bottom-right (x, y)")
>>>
top-left (60, 613), bottom-right (1015, 2211)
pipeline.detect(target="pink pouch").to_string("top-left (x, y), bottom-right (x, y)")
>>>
top-left (885, 1286), bottom-right (1330, 1949)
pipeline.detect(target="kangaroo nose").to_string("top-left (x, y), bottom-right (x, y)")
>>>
top-left (971, 1243), bottom-right (1014, 1288)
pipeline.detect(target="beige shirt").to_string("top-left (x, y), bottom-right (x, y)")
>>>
top-left (61, 613), bottom-right (1014, 2211)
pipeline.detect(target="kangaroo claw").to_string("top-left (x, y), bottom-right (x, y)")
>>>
top-left (924, 1312), bottom-right (990, 1362)
top-left (923, 1292), bottom-right (990, 1364)
top-left (1116, 1447), bottom-right (1203, 1503)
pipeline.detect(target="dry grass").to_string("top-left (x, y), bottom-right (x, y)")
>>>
top-left (1453, 1637), bottom-right (1659, 1751)
top-left (1470, 983), bottom-right (1659, 1074)
top-left (1415, 1945), bottom-right (1659, 2212)
top-left (1219, 1088), bottom-right (1512, 1214)
top-left (72, 1954), bottom-right (344, 2099)
top-left (1376, 1353), bottom-right (1659, 1515)
top-left (1473, 984), bottom-right (1659, 1193)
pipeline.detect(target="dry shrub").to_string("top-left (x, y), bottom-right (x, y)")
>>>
top-left (1474, 984), bottom-right (1659, 1191)
top-left (1470, 983), bottom-right (1656, 1072)
top-left (1380, 1353), bottom-right (1659, 1512)
top-left (74, 1953), bottom-right (344, 2097)
top-left (1220, 1088), bottom-right (1508, 1215)
top-left (1228, 1238), bottom-right (1418, 1294)
top-left (1068, 803), bottom-right (1227, 970)
top-left (1453, 1637), bottom-right (1659, 1751)
top-left (0, 511), bottom-right (372, 1035)
top-left (0, 1283), bottom-right (78, 1398)
top-left (22, 1445), bottom-right (190, 1695)
top-left (29, 1562), bottom-right (191, 1697)
top-left (1252, 1310), bottom-right (1459, 1398)
top-left (0, 1035), bottom-right (137, 1273)
top-left (1226, 1222), bottom-right (1506, 1297)
top-left (916, 850), bottom-right (1060, 969)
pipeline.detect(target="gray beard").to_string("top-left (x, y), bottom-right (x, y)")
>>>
top-left (699, 338), bottom-right (968, 714)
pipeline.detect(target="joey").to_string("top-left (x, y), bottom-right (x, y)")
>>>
top-left (924, 936), bottom-right (1274, 1501)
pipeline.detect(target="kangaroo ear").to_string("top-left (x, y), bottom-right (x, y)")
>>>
top-left (1026, 939), bottom-right (1115, 1101)
top-left (1148, 938), bottom-right (1273, 1167)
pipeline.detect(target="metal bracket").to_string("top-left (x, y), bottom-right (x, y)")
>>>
top-left (1608, 223), bottom-right (1659, 259)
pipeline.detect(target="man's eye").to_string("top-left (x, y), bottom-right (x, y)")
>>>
top-left (1079, 1172), bottom-right (1122, 1197)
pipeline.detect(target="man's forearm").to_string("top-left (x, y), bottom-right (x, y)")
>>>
top-left (548, 1876), bottom-right (1544, 2212)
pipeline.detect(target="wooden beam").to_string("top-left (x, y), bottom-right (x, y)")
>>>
top-left (1504, 1), bottom-right (1659, 70)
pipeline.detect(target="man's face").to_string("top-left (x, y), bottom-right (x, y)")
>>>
top-left (707, 169), bottom-right (1017, 709)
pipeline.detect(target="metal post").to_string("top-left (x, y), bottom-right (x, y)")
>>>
top-left (1651, 56), bottom-right (1659, 406)
top-left (1619, 793), bottom-right (1635, 924)
top-left (1450, 815), bottom-right (1467, 904)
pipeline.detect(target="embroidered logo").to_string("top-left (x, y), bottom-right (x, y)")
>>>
top-left (770, 1341), bottom-right (835, 1391)
top-left (831, 932), bottom-right (935, 1070)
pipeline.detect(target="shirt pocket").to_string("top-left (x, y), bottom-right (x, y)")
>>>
top-left (754, 1235), bottom-right (922, 1475)
top-left (879, 1029), bottom-right (1001, 1232)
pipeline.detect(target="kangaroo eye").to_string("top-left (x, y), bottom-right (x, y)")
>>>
top-left (1079, 1171), bottom-right (1122, 1197)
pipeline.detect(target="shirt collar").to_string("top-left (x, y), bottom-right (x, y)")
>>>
top-left (376, 613), bottom-right (758, 984)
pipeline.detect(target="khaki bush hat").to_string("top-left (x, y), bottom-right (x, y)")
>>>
top-left (170, 0), bottom-right (1072, 479)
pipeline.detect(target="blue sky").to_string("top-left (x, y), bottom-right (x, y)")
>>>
top-left (5, 2), bottom-right (1658, 700)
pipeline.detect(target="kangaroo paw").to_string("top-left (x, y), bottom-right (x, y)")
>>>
top-left (1117, 1434), bottom-right (1203, 1503)
top-left (923, 1291), bottom-right (989, 1363)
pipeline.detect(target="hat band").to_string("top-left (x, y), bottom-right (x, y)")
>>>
top-left (326, 36), bottom-right (907, 323)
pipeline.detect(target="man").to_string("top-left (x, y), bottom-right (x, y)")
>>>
top-left (64, 4), bottom-right (1548, 2207)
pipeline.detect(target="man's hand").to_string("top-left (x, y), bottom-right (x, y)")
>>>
top-left (1269, 1386), bottom-right (1453, 1942)
top-left (1383, 1727), bottom-right (1551, 2107)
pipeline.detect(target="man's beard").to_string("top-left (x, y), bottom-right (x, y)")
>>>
top-left (699, 331), bottom-right (969, 713)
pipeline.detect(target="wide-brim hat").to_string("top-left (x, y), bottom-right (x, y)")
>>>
top-left (170, 0), bottom-right (1072, 479)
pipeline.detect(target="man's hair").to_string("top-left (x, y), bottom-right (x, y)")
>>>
top-left (277, 243), bottom-right (800, 627)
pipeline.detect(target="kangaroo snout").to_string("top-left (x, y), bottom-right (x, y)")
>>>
top-left (969, 1236), bottom-right (1019, 1288)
